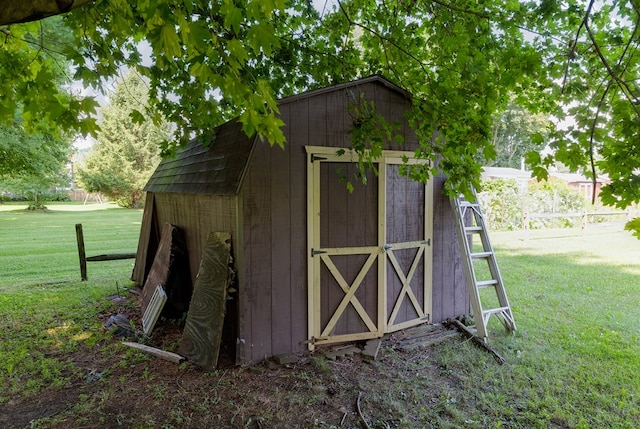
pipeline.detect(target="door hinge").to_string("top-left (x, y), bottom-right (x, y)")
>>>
top-left (311, 248), bottom-right (327, 257)
top-left (423, 239), bottom-right (431, 246)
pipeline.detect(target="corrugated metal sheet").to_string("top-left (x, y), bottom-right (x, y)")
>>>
top-left (144, 120), bottom-right (256, 195)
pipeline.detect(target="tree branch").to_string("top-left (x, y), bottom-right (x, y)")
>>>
top-left (336, 0), bottom-right (431, 76)
top-left (561, 0), bottom-right (595, 94)
top-left (0, 0), bottom-right (95, 26)
top-left (584, 20), bottom-right (640, 118)
top-left (429, 0), bottom-right (491, 20)
top-left (588, 81), bottom-right (612, 204)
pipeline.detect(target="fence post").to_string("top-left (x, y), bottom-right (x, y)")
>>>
top-left (520, 191), bottom-right (529, 241)
top-left (75, 223), bottom-right (88, 281)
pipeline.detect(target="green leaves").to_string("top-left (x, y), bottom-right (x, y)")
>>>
top-left (1, 0), bottom-right (640, 232)
top-left (222, 0), bottom-right (243, 34)
top-left (624, 218), bottom-right (640, 239)
top-left (158, 24), bottom-right (182, 59)
top-left (0, 17), bottom-right (97, 137)
top-left (77, 73), bottom-right (167, 208)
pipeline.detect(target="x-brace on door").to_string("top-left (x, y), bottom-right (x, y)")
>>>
top-left (306, 147), bottom-right (433, 349)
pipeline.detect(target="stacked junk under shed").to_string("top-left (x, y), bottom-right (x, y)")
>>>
top-left (131, 75), bottom-right (470, 368)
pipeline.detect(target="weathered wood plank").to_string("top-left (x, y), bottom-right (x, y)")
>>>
top-left (132, 193), bottom-right (156, 285)
top-left (140, 223), bottom-right (189, 316)
top-left (122, 342), bottom-right (185, 364)
top-left (179, 232), bottom-right (232, 370)
top-left (446, 318), bottom-right (505, 364)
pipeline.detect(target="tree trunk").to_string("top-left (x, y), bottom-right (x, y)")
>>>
top-left (0, 0), bottom-right (94, 26)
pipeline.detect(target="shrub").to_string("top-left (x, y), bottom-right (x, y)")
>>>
top-left (479, 177), bottom-right (587, 230)
top-left (525, 177), bottom-right (585, 228)
top-left (478, 179), bottom-right (523, 230)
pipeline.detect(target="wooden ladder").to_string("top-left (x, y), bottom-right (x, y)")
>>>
top-left (451, 189), bottom-right (516, 340)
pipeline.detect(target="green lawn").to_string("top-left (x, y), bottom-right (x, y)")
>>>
top-left (444, 225), bottom-right (640, 428)
top-left (0, 205), bottom-right (639, 428)
top-left (0, 202), bottom-right (142, 288)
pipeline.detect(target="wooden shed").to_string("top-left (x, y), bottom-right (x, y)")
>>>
top-left (132, 75), bottom-right (469, 365)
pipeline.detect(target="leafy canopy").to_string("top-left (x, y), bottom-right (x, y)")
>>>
top-left (0, 123), bottom-right (72, 208)
top-left (484, 101), bottom-right (550, 169)
top-left (0, 16), bottom-right (98, 136)
top-left (2, 0), bottom-right (640, 231)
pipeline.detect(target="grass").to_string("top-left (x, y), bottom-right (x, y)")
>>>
top-left (0, 202), bottom-right (142, 288)
top-left (0, 203), bottom-right (142, 407)
top-left (425, 225), bottom-right (640, 428)
top-left (1, 205), bottom-right (639, 428)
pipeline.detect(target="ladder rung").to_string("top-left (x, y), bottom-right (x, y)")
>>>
top-left (451, 192), bottom-right (515, 339)
top-left (471, 251), bottom-right (493, 259)
top-left (483, 307), bottom-right (510, 317)
top-left (476, 279), bottom-right (498, 288)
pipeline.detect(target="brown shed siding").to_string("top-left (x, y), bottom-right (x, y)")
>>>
top-left (143, 193), bottom-right (238, 288)
top-left (237, 142), bottom-right (310, 363)
top-left (430, 176), bottom-right (470, 322)
top-left (132, 194), bottom-right (160, 285)
top-left (386, 164), bottom-right (426, 325)
top-left (319, 163), bottom-right (379, 337)
top-left (235, 79), bottom-right (456, 363)
top-left (135, 76), bottom-right (470, 365)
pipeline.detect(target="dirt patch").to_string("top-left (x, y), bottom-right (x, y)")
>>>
top-left (0, 350), bottom-right (103, 429)
top-left (1, 385), bottom-right (81, 428)
top-left (1, 294), bottom-right (476, 429)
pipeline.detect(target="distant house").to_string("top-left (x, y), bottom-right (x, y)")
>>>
top-left (481, 166), bottom-right (531, 190)
top-left (481, 166), bottom-right (608, 200)
top-left (132, 76), bottom-right (470, 365)
top-left (551, 172), bottom-right (608, 200)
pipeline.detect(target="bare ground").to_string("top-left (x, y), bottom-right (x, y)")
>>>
top-left (0, 293), bottom-right (478, 429)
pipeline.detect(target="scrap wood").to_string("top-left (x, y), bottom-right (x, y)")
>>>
top-left (401, 325), bottom-right (457, 342)
top-left (357, 392), bottom-right (371, 429)
top-left (122, 342), bottom-right (185, 364)
top-left (179, 232), bottom-right (232, 370)
top-left (445, 318), bottom-right (506, 364)
top-left (86, 253), bottom-right (136, 262)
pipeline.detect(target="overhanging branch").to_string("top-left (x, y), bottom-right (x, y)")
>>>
top-left (0, 0), bottom-right (94, 26)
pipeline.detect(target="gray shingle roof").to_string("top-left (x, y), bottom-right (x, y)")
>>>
top-left (144, 119), bottom-right (256, 195)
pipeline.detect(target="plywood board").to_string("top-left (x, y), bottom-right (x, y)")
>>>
top-left (131, 193), bottom-right (156, 285)
top-left (179, 232), bottom-right (232, 370)
top-left (140, 223), bottom-right (187, 315)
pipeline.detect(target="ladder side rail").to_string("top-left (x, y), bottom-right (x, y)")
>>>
top-left (451, 197), bottom-right (489, 339)
top-left (469, 193), bottom-right (517, 332)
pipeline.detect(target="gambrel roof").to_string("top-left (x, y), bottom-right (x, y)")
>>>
top-left (144, 120), bottom-right (256, 195)
top-left (144, 75), bottom-right (411, 196)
